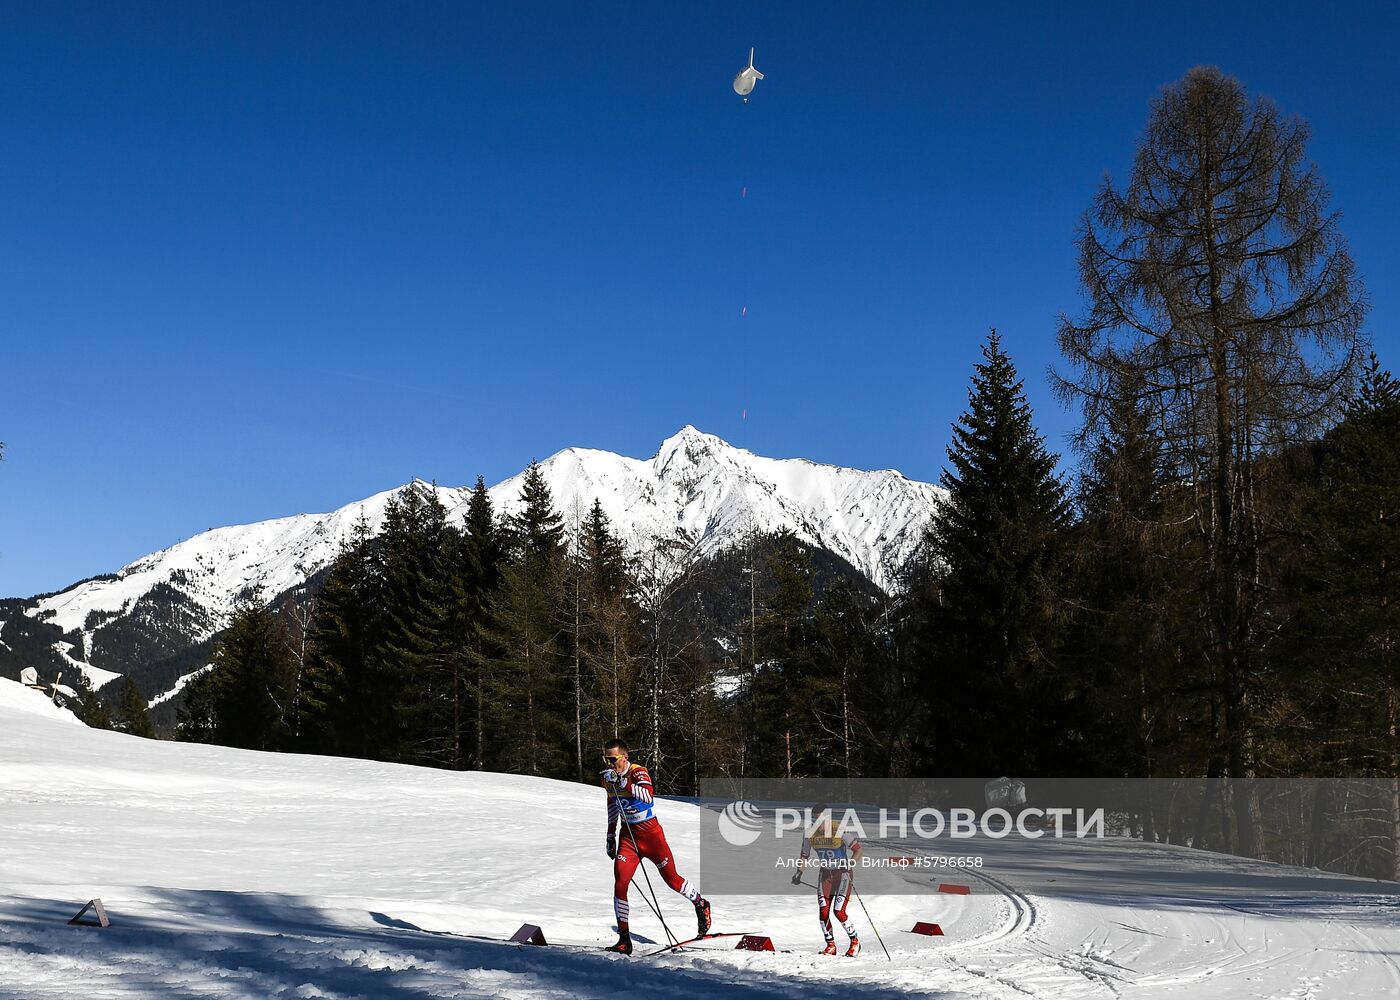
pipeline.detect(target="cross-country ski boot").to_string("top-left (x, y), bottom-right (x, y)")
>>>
top-left (845, 937), bottom-right (861, 957)
top-left (821, 940), bottom-right (837, 955)
top-left (605, 932), bottom-right (633, 956)
top-left (695, 897), bottom-right (712, 937)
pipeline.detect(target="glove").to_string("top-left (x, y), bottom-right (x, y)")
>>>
top-left (602, 768), bottom-right (617, 784)
top-left (791, 871), bottom-right (803, 886)
top-left (607, 833), bottom-right (617, 860)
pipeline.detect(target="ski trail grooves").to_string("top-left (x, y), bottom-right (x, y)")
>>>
top-left (868, 840), bottom-right (1129, 998)
top-left (958, 863), bottom-right (1038, 949)
top-left (867, 837), bottom-right (1040, 951)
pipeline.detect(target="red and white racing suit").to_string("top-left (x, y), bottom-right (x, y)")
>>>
top-left (800, 829), bottom-right (860, 942)
top-left (604, 764), bottom-right (700, 933)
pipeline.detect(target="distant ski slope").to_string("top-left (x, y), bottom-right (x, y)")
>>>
top-left (3, 677), bottom-right (1398, 999)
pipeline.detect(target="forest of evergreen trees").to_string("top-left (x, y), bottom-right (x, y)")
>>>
top-left (152, 67), bottom-right (1395, 871)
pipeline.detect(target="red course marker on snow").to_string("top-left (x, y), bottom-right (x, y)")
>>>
top-left (735, 934), bottom-right (775, 951)
top-left (938, 883), bottom-right (971, 895)
top-left (911, 922), bottom-right (944, 936)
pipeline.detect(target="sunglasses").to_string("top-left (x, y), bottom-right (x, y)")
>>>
top-left (603, 754), bottom-right (625, 765)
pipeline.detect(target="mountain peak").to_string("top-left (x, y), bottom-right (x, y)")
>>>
top-left (651, 426), bottom-right (734, 472)
top-left (655, 424), bottom-right (726, 453)
top-left (23, 432), bottom-right (944, 705)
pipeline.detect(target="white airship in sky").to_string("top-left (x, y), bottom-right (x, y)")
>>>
top-left (733, 47), bottom-right (763, 101)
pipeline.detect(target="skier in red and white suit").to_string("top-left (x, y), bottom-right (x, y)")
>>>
top-left (793, 805), bottom-right (862, 955)
top-left (601, 738), bottom-right (711, 955)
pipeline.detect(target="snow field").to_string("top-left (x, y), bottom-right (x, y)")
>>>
top-left (3, 678), bottom-right (1399, 998)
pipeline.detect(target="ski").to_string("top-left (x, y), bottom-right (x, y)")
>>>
top-left (638, 932), bottom-right (758, 957)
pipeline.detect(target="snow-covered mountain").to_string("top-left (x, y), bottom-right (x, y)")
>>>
top-left (20, 427), bottom-right (942, 693)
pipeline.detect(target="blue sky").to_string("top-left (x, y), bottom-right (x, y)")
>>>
top-left (2, 2), bottom-right (1397, 597)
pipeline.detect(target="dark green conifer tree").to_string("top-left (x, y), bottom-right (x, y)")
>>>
top-left (209, 601), bottom-right (297, 751)
top-left (300, 516), bottom-right (385, 757)
top-left (459, 476), bottom-right (505, 769)
top-left (114, 676), bottom-right (155, 739)
top-left (578, 499), bottom-right (642, 768)
top-left (1061, 385), bottom-right (1207, 836)
top-left (175, 668), bottom-right (218, 743)
top-left (747, 529), bottom-right (817, 777)
top-left (482, 462), bottom-right (569, 776)
top-left (920, 331), bottom-right (1071, 775)
top-left (377, 482), bottom-right (456, 765)
top-left (809, 579), bottom-right (883, 780)
top-left (1296, 354), bottom-right (1400, 875)
top-left (70, 670), bottom-right (113, 730)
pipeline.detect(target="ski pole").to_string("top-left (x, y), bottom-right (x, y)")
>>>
top-left (852, 885), bottom-right (891, 962)
top-left (624, 819), bottom-right (680, 948)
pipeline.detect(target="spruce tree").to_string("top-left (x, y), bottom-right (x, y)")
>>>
top-left (1297, 354), bottom-right (1400, 875)
top-left (175, 668), bottom-right (218, 742)
top-left (580, 499), bottom-right (640, 748)
top-left (509, 461), bottom-right (566, 555)
top-left (748, 529), bottom-right (817, 777)
top-left (922, 331), bottom-right (1070, 775)
top-left (70, 670), bottom-right (113, 730)
top-left (210, 601), bottom-right (297, 751)
top-left (463, 476), bottom-right (506, 587)
top-left (584, 500), bottom-right (630, 599)
top-left (300, 516), bottom-right (385, 757)
top-left (459, 476), bottom-right (504, 769)
top-left (562, 499), bottom-right (633, 781)
top-left (1066, 386), bottom-right (1198, 827)
top-left (482, 462), bottom-right (569, 776)
top-left (377, 482), bottom-right (456, 765)
top-left (114, 676), bottom-right (155, 738)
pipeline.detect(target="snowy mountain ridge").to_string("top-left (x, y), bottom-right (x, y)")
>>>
top-left (24, 428), bottom-right (942, 690)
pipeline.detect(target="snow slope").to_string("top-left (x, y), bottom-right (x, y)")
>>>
top-left (23, 428), bottom-right (941, 695)
top-left (0, 676), bottom-right (81, 726)
top-left (3, 680), bottom-right (1397, 998)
